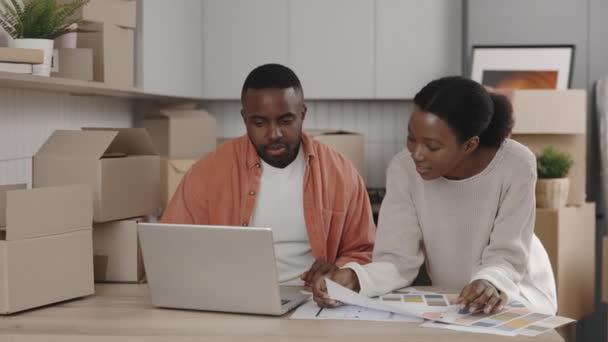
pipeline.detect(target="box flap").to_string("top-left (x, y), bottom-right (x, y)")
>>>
top-left (35, 130), bottom-right (118, 159)
top-left (0, 184), bottom-right (27, 228)
top-left (5, 185), bottom-right (92, 240)
top-left (83, 128), bottom-right (158, 156)
top-left (168, 159), bottom-right (196, 174)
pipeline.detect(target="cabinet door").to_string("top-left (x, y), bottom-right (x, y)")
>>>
top-left (288, 0), bottom-right (375, 99)
top-left (202, 0), bottom-right (288, 99)
top-left (137, 0), bottom-right (204, 99)
top-left (375, 0), bottom-right (462, 99)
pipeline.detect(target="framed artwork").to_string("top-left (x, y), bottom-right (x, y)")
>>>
top-left (470, 45), bottom-right (574, 90)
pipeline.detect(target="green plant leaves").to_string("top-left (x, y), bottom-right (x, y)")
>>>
top-left (536, 147), bottom-right (574, 179)
top-left (0, 0), bottom-right (90, 39)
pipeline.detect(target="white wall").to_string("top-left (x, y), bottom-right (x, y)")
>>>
top-left (0, 90), bottom-right (132, 186)
top-left (204, 100), bottom-right (413, 188)
top-left (0, 93), bottom-right (410, 190)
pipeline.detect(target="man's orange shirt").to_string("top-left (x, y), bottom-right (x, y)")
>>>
top-left (161, 133), bottom-right (376, 266)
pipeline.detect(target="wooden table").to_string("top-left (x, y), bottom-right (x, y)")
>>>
top-left (0, 284), bottom-right (565, 341)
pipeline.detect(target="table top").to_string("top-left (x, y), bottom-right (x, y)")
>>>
top-left (0, 284), bottom-right (564, 342)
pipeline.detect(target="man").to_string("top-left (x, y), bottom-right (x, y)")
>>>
top-left (162, 63), bottom-right (375, 287)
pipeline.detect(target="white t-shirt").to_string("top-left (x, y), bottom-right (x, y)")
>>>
top-left (251, 146), bottom-right (314, 285)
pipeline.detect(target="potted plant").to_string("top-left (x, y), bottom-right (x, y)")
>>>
top-left (0, 0), bottom-right (90, 76)
top-left (536, 147), bottom-right (574, 209)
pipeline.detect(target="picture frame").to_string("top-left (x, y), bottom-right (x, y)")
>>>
top-left (470, 45), bottom-right (575, 90)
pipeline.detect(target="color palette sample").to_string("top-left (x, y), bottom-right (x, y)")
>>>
top-left (381, 294), bottom-right (402, 302)
top-left (495, 313), bottom-right (552, 332)
top-left (432, 302), bottom-right (572, 337)
top-left (402, 295), bottom-right (424, 303)
top-left (424, 294), bottom-right (449, 307)
top-left (380, 293), bottom-right (451, 306)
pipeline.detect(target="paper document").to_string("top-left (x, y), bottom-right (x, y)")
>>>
top-left (325, 278), bottom-right (454, 317)
top-left (324, 278), bottom-right (575, 337)
top-left (290, 300), bottom-right (422, 322)
top-left (421, 321), bottom-right (517, 337)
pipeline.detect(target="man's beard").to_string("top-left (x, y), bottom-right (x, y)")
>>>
top-left (256, 141), bottom-right (300, 168)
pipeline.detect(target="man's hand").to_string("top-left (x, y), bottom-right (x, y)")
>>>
top-left (300, 260), bottom-right (338, 290)
top-left (454, 279), bottom-right (506, 314)
top-left (312, 268), bottom-right (360, 308)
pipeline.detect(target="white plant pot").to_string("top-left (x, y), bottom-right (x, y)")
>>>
top-left (536, 178), bottom-right (570, 209)
top-left (12, 38), bottom-right (54, 76)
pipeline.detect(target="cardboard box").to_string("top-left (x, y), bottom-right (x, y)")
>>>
top-left (512, 134), bottom-right (585, 206)
top-left (511, 90), bottom-right (586, 135)
top-left (77, 22), bottom-right (134, 87)
top-left (603, 237), bottom-right (608, 303)
top-left (33, 128), bottom-right (161, 223)
top-left (0, 47), bottom-right (43, 64)
top-left (51, 48), bottom-right (93, 81)
top-left (534, 203), bottom-right (595, 319)
top-left (93, 218), bottom-right (145, 283)
top-left (60, 0), bottom-right (136, 28)
top-left (0, 184), bottom-right (94, 314)
top-left (144, 109), bottom-right (217, 158)
top-left (306, 130), bottom-right (366, 179)
top-left (161, 158), bottom-right (197, 208)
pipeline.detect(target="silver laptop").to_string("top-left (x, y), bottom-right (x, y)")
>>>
top-left (137, 223), bottom-right (309, 315)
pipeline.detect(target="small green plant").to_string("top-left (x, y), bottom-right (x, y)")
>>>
top-left (537, 147), bottom-right (574, 179)
top-left (0, 0), bottom-right (90, 39)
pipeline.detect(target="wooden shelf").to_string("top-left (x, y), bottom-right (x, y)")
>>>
top-left (0, 71), bottom-right (202, 101)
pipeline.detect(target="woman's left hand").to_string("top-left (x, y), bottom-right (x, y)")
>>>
top-left (454, 279), bottom-right (506, 314)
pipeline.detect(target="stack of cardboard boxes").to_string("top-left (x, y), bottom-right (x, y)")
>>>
top-left (0, 184), bottom-right (94, 314)
top-left (143, 108), bottom-right (217, 210)
top-left (33, 128), bottom-right (160, 283)
top-left (510, 90), bottom-right (595, 320)
top-left (58, 0), bottom-right (137, 86)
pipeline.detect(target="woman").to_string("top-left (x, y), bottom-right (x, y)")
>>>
top-left (313, 76), bottom-right (557, 315)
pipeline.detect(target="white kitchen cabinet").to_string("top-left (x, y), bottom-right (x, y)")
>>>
top-left (288, 0), bottom-right (375, 99)
top-left (201, 0), bottom-right (288, 99)
top-left (375, 0), bottom-right (462, 99)
top-left (198, 0), bottom-right (461, 100)
top-left (137, 0), bottom-right (204, 99)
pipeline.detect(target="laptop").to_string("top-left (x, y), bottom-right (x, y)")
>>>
top-left (137, 223), bottom-right (310, 315)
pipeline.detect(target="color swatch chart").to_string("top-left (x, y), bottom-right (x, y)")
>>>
top-left (380, 293), bottom-right (450, 307)
top-left (422, 301), bottom-right (574, 336)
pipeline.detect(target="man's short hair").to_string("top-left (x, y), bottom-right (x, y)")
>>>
top-left (241, 63), bottom-right (303, 100)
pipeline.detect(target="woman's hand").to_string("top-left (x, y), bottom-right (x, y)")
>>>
top-left (312, 268), bottom-right (360, 308)
top-left (454, 279), bottom-right (506, 314)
